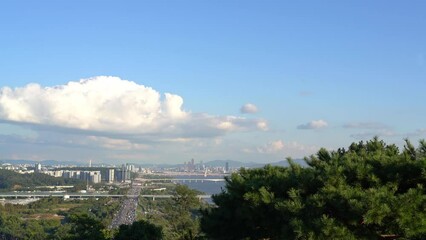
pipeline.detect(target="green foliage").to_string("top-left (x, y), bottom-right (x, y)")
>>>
top-left (166, 185), bottom-right (202, 240)
top-left (139, 184), bottom-right (204, 240)
top-left (0, 169), bottom-right (84, 191)
top-left (65, 213), bottom-right (107, 240)
top-left (115, 220), bottom-right (163, 240)
top-left (51, 224), bottom-right (73, 240)
top-left (0, 209), bottom-right (47, 240)
top-left (0, 197), bottom-right (120, 239)
top-left (201, 138), bottom-right (426, 239)
top-left (23, 220), bottom-right (48, 240)
top-left (172, 184), bottom-right (201, 212)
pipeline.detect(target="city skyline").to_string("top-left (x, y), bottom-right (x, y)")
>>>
top-left (1, 1), bottom-right (425, 164)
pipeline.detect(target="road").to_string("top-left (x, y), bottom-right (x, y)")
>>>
top-left (0, 193), bottom-right (211, 199)
top-left (109, 186), bottom-right (141, 228)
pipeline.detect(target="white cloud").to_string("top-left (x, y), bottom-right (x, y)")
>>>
top-left (87, 136), bottom-right (149, 150)
top-left (217, 121), bottom-right (235, 130)
top-left (0, 76), bottom-right (267, 138)
top-left (257, 140), bottom-right (284, 153)
top-left (256, 120), bottom-right (268, 131)
top-left (240, 103), bottom-right (258, 114)
top-left (297, 119), bottom-right (328, 130)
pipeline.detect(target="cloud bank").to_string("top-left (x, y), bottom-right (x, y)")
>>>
top-left (0, 76), bottom-right (267, 138)
top-left (297, 119), bottom-right (328, 130)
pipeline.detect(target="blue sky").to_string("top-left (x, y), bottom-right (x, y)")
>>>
top-left (0, 1), bottom-right (425, 164)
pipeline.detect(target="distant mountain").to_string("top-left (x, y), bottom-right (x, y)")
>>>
top-left (204, 160), bottom-right (256, 168)
top-left (136, 163), bottom-right (179, 168)
top-left (248, 159), bottom-right (307, 168)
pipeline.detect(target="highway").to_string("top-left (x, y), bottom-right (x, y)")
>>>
top-left (0, 193), bottom-right (212, 199)
top-left (109, 186), bottom-right (141, 228)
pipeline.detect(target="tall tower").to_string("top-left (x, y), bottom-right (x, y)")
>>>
top-left (89, 159), bottom-right (92, 168)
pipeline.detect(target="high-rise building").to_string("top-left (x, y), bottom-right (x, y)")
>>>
top-left (115, 169), bottom-right (122, 182)
top-left (106, 169), bottom-right (115, 183)
top-left (80, 171), bottom-right (89, 181)
top-left (225, 162), bottom-right (229, 173)
top-left (126, 164), bottom-right (135, 172)
top-left (35, 163), bottom-right (42, 172)
top-left (121, 164), bottom-right (127, 182)
top-left (90, 171), bottom-right (101, 184)
top-left (186, 158), bottom-right (195, 171)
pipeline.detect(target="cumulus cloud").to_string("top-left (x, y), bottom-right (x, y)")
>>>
top-left (297, 119), bottom-right (328, 130)
top-left (240, 103), bottom-right (258, 114)
top-left (0, 76), bottom-right (267, 139)
top-left (0, 77), bottom-right (180, 133)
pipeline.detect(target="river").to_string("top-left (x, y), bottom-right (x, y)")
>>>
top-left (170, 175), bottom-right (227, 196)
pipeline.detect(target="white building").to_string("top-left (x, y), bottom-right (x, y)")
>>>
top-left (35, 163), bottom-right (42, 172)
top-left (89, 171), bottom-right (101, 184)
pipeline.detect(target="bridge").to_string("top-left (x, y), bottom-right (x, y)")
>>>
top-left (135, 178), bottom-right (225, 182)
top-left (0, 193), bottom-right (212, 200)
top-left (0, 193), bottom-right (126, 199)
top-left (139, 194), bottom-right (211, 200)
